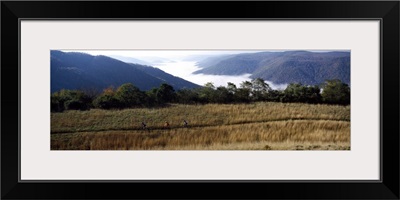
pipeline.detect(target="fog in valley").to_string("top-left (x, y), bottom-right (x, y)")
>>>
top-left (64, 50), bottom-right (288, 89)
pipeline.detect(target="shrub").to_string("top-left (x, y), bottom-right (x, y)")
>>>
top-left (321, 79), bottom-right (350, 105)
top-left (51, 89), bottom-right (92, 112)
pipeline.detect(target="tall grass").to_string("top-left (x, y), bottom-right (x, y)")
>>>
top-left (51, 102), bottom-right (350, 133)
top-left (51, 120), bottom-right (350, 150)
top-left (51, 102), bottom-right (350, 150)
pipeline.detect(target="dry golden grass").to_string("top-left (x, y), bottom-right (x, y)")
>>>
top-left (51, 102), bottom-right (350, 150)
top-left (51, 118), bottom-right (350, 150)
top-left (158, 141), bottom-right (350, 150)
top-left (51, 102), bottom-right (350, 133)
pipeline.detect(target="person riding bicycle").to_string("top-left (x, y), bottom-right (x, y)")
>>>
top-left (141, 121), bottom-right (147, 130)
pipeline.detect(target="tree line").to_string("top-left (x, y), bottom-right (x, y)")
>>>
top-left (51, 78), bottom-right (350, 112)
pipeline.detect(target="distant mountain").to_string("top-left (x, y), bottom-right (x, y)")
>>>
top-left (139, 56), bottom-right (175, 65)
top-left (194, 51), bottom-right (350, 85)
top-left (181, 55), bottom-right (208, 62)
top-left (51, 51), bottom-right (200, 93)
top-left (195, 54), bottom-right (236, 69)
top-left (107, 55), bottom-right (152, 66)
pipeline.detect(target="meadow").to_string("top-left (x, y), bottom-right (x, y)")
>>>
top-left (51, 102), bottom-right (350, 150)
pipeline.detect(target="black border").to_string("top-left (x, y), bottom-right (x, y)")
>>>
top-left (2, 1), bottom-right (399, 199)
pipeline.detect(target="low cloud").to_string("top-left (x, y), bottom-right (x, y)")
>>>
top-left (266, 81), bottom-right (288, 90)
top-left (153, 60), bottom-right (287, 90)
top-left (187, 73), bottom-right (253, 88)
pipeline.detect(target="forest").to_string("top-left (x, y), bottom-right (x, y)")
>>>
top-left (51, 78), bottom-right (350, 112)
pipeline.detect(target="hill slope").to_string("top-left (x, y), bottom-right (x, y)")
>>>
top-left (132, 64), bottom-right (200, 90)
top-left (51, 51), bottom-right (200, 93)
top-left (107, 55), bottom-right (152, 66)
top-left (194, 51), bottom-right (350, 85)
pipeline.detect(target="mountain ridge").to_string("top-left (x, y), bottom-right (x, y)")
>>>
top-left (194, 51), bottom-right (350, 85)
top-left (51, 51), bottom-right (200, 93)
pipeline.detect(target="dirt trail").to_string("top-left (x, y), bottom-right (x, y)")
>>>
top-left (51, 118), bottom-right (350, 134)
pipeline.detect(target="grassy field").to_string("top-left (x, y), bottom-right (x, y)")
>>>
top-left (51, 102), bottom-right (350, 150)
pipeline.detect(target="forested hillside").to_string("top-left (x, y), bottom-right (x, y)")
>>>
top-left (51, 51), bottom-right (199, 93)
top-left (194, 51), bottom-right (350, 85)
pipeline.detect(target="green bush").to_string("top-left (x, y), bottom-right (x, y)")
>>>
top-left (321, 79), bottom-right (350, 105)
top-left (93, 94), bottom-right (120, 109)
top-left (51, 89), bottom-right (92, 112)
top-left (114, 83), bottom-right (147, 108)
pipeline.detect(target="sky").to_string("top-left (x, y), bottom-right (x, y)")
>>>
top-left (62, 50), bottom-right (263, 61)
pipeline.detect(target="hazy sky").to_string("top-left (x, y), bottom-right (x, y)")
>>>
top-left (60, 50), bottom-right (344, 61)
top-left (62, 50), bottom-right (263, 61)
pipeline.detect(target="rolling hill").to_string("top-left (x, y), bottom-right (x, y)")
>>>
top-left (51, 51), bottom-right (200, 93)
top-left (194, 51), bottom-right (350, 85)
top-left (132, 64), bottom-right (202, 91)
top-left (107, 55), bottom-right (152, 66)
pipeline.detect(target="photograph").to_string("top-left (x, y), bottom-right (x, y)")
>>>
top-left (51, 50), bottom-right (351, 150)
top-left (3, 0), bottom-right (399, 199)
